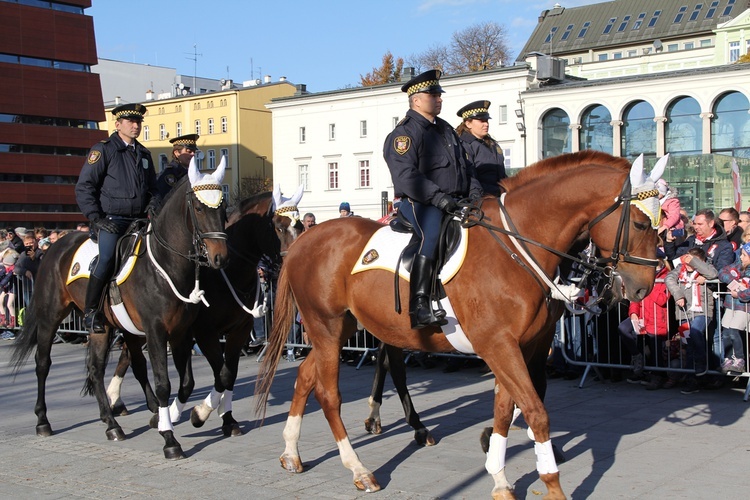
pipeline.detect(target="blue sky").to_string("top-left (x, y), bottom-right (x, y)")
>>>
top-left (89, 0), bottom-right (601, 92)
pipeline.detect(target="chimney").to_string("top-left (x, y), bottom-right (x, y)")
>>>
top-left (295, 84), bottom-right (307, 95)
top-left (145, 89), bottom-right (154, 100)
top-left (279, 76), bottom-right (287, 82)
top-left (264, 74), bottom-right (272, 84)
top-left (115, 96), bottom-right (121, 105)
top-left (400, 67), bottom-right (415, 82)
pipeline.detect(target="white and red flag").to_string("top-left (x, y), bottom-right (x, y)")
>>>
top-left (732, 158), bottom-right (742, 212)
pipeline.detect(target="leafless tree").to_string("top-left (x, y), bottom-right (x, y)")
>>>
top-left (448, 21), bottom-right (510, 73)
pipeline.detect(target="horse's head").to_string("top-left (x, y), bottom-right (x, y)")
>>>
top-left (588, 154), bottom-right (668, 305)
top-left (184, 155), bottom-right (229, 269)
top-left (271, 184), bottom-right (305, 257)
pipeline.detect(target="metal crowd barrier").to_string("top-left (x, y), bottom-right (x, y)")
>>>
top-left (557, 279), bottom-right (750, 401)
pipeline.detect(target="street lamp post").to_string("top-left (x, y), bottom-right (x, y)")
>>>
top-left (256, 155), bottom-right (267, 181)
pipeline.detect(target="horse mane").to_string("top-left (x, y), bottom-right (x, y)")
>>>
top-left (160, 174), bottom-right (190, 205)
top-left (227, 191), bottom-right (272, 226)
top-left (501, 150), bottom-right (632, 192)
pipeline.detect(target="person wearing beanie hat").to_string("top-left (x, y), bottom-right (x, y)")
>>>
top-left (339, 202), bottom-right (352, 217)
top-left (7, 228), bottom-right (24, 254)
top-left (456, 100), bottom-right (505, 196)
top-left (75, 102), bottom-right (161, 333)
top-left (383, 69), bottom-right (483, 329)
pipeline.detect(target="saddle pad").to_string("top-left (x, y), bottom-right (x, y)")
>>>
top-left (66, 238), bottom-right (141, 286)
top-left (351, 225), bottom-right (468, 283)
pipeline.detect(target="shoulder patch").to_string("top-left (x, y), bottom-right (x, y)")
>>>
top-left (87, 150), bottom-right (101, 164)
top-left (393, 136), bottom-right (411, 155)
top-left (165, 174), bottom-right (177, 186)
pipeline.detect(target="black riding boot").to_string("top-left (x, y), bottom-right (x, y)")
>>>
top-left (83, 275), bottom-right (107, 333)
top-left (409, 254), bottom-right (447, 330)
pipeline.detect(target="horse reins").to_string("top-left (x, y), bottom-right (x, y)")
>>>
top-left (459, 173), bottom-right (659, 303)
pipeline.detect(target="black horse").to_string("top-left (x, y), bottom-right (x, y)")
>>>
top-left (12, 158), bottom-right (229, 459)
top-left (106, 186), bottom-right (304, 437)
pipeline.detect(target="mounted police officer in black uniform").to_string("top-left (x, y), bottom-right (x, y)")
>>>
top-left (456, 100), bottom-right (506, 197)
top-left (383, 69), bottom-right (482, 329)
top-left (75, 103), bottom-right (161, 333)
top-left (156, 133), bottom-right (199, 198)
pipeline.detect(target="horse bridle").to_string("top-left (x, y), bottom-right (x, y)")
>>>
top-left (150, 189), bottom-right (228, 266)
top-left (460, 171), bottom-right (659, 300)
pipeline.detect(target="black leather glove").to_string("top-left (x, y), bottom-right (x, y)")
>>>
top-left (145, 197), bottom-right (160, 219)
top-left (433, 193), bottom-right (458, 214)
top-left (470, 190), bottom-right (482, 202)
top-left (91, 216), bottom-right (118, 234)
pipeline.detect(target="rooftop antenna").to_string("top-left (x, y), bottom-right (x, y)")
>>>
top-left (185, 44), bottom-right (203, 94)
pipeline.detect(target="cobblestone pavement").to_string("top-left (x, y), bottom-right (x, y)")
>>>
top-left (1, 343), bottom-right (748, 499)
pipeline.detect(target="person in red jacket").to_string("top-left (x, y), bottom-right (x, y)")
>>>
top-left (617, 253), bottom-right (670, 388)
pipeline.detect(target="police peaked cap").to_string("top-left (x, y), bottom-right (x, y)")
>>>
top-left (169, 134), bottom-right (200, 149)
top-left (401, 69), bottom-right (445, 96)
top-left (111, 103), bottom-right (147, 120)
top-left (457, 100), bottom-right (492, 121)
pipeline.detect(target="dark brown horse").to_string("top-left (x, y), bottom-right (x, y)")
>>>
top-left (256, 151), bottom-right (667, 498)
top-left (12, 159), bottom-right (229, 459)
top-left (105, 187), bottom-right (304, 436)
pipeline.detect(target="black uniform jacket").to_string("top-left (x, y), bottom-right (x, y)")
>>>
top-left (156, 160), bottom-right (188, 199)
top-left (384, 109), bottom-right (482, 204)
top-left (459, 131), bottom-right (506, 196)
top-left (76, 132), bottom-right (160, 220)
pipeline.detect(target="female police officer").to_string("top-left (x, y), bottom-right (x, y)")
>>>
top-left (456, 100), bottom-right (506, 197)
top-left (383, 70), bottom-right (482, 329)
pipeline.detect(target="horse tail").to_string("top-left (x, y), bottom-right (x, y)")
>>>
top-left (254, 263), bottom-right (296, 423)
top-left (10, 299), bottom-right (39, 378)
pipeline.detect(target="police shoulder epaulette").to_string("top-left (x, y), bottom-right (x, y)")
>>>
top-left (99, 139), bottom-right (110, 144)
top-left (397, 115), bottom-right (410, 126)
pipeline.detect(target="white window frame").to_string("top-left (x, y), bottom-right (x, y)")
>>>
top-left (358, 159), bottom-right (370, 188)
top-left (208, 149), bottom-right (216, 170)
top-left (195, 119), bottom-right (201, 135)
top-left (220, 148), bottom-right (229, 164)
top-left (299, 164), bottom-right (309, 191)
top-left (143, 125), bottom-right (150, 141)
top-left (328, 162), bottom-right (339, 189)
top-left (208, 118), bottom-right (215, 134)
top-left (159, 123), bottom-right (166, 140)
top-left (176, 122), bottom-right (182, 137)
top-left (360, 120), bottom-right (367, 138)
top-left (498, 105), bottom-right (508, 124)
top-left (299, 126), bottom-right (306, 143)
top-left (329, 123), bottom-right (336, 141)
top-left (221, 116), bottom-right (227, 133)
top-left (730, 41), bottom-right (741, 62)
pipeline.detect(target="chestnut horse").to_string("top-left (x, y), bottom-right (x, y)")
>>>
top-left (12, 158), bottom-right (229, 460)
top-left (105, 187), bottom-right (304, 436)
top-left (256, 151), bottom-right (666, 498)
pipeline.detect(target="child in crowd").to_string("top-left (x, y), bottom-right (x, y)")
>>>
top-left (0, 250), bottom-right (19, 339)
top-left (665, 247), bottom-right (718, 394)
top-left (717, 241), bottom-right (750, 374)
top-left (617, 251), bottom-right (670, 388)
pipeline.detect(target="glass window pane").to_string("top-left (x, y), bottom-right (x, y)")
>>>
top-left (579, 105), bottom-right (613, 153)
top-left (666, 97), bottom-right (702, 155)
top-left (622, 101), bottom-right (656, 158)
top-left (542, 108), bottom-right (571, 158)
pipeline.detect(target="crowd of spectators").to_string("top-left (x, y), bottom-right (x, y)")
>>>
top-left (0, 225), bottom-right (78, 341)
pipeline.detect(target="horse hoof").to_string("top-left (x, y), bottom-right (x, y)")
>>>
top-left (111, 403), bottom-right (129, 416)
top-left (36, 423), bottom-right (53, 437)
top-left (415, 429), bottom-right (436, 446)
top-left (164, 445), bottom-right (186, 460)
top-left (354, 473), bottom-right (381, 492)
top-left (106, 427), bottom-right (126, 441)
top-left (190, 408), bottom-right (206, 428)
top-left (279, 454), bottom-right (303, 473)
top-left (364, 418), bottom-right (382, 435)
top-left (149, 413), bottom-right (159, 429)
top-left (222, 423), bottom-right (242, 437)
top-left (491, 487), bottom-right (517, 500)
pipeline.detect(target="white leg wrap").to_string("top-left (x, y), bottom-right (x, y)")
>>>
top-left (169, 399), bottom-right (185, 423)
top-left (106, 375), bottom-right (123, 406)
top-left (157, 406), bottom-right (174, 433)
top-left (535, 440), bottom-right (559, 475)
top-left (218, 390), bottom-right (233, 417)
top-left (484, 433), bottom-right (508, 475)
top-left (204, 388), bottom-right (221, 409)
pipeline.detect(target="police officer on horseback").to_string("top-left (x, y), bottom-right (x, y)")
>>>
top-left (383, 69), bottom-right (482, 329)
top-left (156, 133), bottom-right (199, 198)
top-left (75, 103), bottom-right (161, 333)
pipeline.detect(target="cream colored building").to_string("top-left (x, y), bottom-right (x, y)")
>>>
top-left (102, 81), bottom-right (298, 204)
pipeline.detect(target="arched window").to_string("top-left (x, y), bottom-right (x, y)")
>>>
top-left (712, 91), bottom-right (750, 158)
top-left (621, 100), bottom-right (656, 158)
top-left (579, 104), bottom-right (613, 153)
top-left (665, 96), bottom-right (701, 155)
top-left (541, 108), bottom-right (571, 158)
